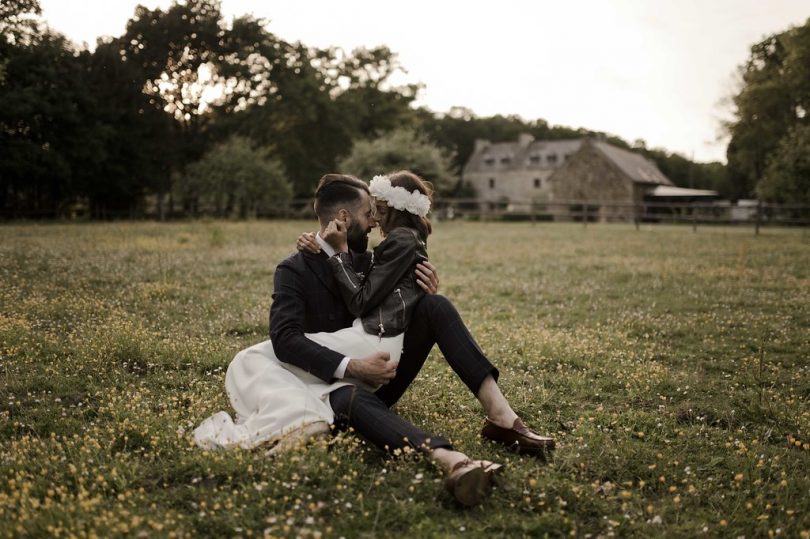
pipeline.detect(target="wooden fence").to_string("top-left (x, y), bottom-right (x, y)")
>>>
top-left (4, 199), bottom-right (810, 232)
top-left (282, 198), bottom-right (810, 233)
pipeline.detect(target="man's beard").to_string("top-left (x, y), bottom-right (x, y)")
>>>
top-left (347, 221), bottom-right (369, 252)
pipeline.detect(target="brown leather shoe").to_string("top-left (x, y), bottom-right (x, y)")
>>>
top-left (481, 417), bottom-right (555, 454)
top-left (443, 459), bottom-right (504, 506)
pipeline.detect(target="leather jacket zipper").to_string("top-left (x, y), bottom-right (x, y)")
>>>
top-left (378, 307), bottom-right (385, 341)
top-left (336, 255), bottom-right (357, 288)
top-left (395, 288), bottom-right (405, 322)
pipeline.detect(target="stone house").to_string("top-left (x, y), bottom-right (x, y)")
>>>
top-left (461, 134), bottom-right (583, 209)
top-left (461, 134), bottom-right (675, 220)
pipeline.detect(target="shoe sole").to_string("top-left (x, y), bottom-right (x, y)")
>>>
top-left (452, 466), bottom-right (489, 506)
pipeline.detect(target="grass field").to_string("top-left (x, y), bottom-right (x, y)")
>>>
top-left (1, 221), bottom-right (809, 538)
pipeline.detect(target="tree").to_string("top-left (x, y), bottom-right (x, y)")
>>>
top-left (726, 18), bottom-right (810, 201)
top-left (757, 124), bottom-right (810, 203)
top-left (0, 31), bottom-right (108, 217)
top-left (84, 38), bottom-right (176, 217)
top-left (330, 46), bottom-right (420, 139)
top-left (115, 0), bottom-right (225, 196)
top-left (179, 135), bottom-right (291, 217)
top-left (338, 129), bottom-right (454, 194)
top-left (0, 0), bottom-right (41, 53)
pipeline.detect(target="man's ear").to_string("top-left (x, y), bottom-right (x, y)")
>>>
top-left (337, 208), bottom-right (350, 223)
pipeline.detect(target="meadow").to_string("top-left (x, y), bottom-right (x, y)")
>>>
top-left (1, 220), bottom-right (808, 538)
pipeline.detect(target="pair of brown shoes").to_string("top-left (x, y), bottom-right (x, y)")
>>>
top-left (481, 417), bottom-right (555, 455)
top-left (443, 459), bottom-right (504, 506)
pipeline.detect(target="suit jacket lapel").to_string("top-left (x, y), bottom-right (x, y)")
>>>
top-left (302, 251), bottom-right (340, 298)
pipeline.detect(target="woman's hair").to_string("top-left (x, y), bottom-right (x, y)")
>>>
top-left (377, 170), bottom-right (433, 241)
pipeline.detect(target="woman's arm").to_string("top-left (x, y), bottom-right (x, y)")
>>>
top-left (328, 228), bottom-right (424, 317)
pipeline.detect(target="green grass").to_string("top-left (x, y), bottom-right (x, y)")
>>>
top-left (1, 221), bottom-right (808, 537)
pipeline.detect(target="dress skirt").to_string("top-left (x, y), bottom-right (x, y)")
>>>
top-left (194, 319), bottom-right (403, 450)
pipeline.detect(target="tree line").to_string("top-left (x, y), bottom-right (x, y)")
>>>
top-left (1, 1), bottom-right (806, 219)
top-left (726, 18), bottom-right (810, 204)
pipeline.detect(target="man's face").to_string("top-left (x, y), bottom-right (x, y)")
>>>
top-left (346, 191), bottom-right (376, 252)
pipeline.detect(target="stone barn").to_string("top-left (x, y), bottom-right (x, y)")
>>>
top-left (548, 138), bottom-right (674, 221)
top-left (461, 134), bottom-right (674, 220)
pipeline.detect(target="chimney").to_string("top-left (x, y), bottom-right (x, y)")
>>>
top-left (473, 139), bottom-right (491, 153)
top-left (518, 133), bottom-right (534, 148)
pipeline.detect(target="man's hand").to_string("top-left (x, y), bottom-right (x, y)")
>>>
top-left (345, 351), bottom-right (397, 386)
top-left (415, 261), bottom-right (439, 295)
top-left (323, 219), bottom-right (349, 253)
top-left (296, 232), bottom-right (320, 254)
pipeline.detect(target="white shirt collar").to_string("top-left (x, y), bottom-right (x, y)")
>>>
top-left (315, 232), bottom-right (337, 258)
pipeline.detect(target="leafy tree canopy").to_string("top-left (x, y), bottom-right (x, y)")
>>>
top-left (726, 17), bottom-right (810, 201)
top-left (338, 129), bottom-right (455, 194)
top-left (180, 135), bottom-right (291, 217)
top-left (757, 123), bottom-right (810, 203)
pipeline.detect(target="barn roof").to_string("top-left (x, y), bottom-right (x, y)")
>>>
top-left (463, 135), bottom-right (673, 187)
top-left (463, 138), bottom-right (583, 174)
top-left (593, 141), bottom-right (673, 186)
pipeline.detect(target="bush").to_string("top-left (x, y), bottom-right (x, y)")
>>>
top-left (339, 129), bottom-right (455, 194)
top-left (178, 136), bottom-right (292, 217)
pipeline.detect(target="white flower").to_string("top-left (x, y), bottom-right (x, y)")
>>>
top-left (369, 174), bottom-right (431, 217)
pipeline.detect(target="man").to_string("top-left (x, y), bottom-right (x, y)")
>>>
top-left (270, 173), bottom-right (554, 462)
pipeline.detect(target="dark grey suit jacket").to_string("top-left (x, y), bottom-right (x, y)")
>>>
top-left (269, 250), bottom-right (371, 382)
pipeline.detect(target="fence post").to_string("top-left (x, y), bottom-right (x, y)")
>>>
top-left (755, 200), bottom-right (762, 236)
top-left (692, 202), bottom-right (697, 233)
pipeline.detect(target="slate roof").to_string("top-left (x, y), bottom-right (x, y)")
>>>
top-left (463, 139), bottom-right (583, 174)
top-left (593, 141), bottom-right (673, 186)
top-left (463, 135), bottom-right (673, 187)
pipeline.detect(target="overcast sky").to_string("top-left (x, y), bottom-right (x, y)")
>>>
top-left (38, 0), bottom-right (809, 163)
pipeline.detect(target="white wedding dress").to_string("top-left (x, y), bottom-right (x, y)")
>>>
top-left (194, 319), bottom-right (403, 451)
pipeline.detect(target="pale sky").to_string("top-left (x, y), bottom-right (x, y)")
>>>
top-left (38, 0), bottom-right (810, 163)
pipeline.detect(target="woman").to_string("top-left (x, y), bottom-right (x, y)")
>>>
top-left (196, 171), bottom-right (503, 506)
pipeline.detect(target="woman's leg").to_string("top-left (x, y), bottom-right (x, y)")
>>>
top-left (476, 375), bottom-right (519, 428)
top-left (377, 294), bottom-right (499, 406)
top-left (379, 295), bottom-right (518, 427)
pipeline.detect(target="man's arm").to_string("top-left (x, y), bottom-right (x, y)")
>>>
top-left (269, 263), bottom-right (345, 382)
top-left (271, 260), bottom-right (401, 387)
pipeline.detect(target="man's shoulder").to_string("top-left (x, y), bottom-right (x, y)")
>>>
top-left (276, 251), bottom-right (308, 274)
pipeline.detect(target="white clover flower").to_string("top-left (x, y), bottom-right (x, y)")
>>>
top-left (369, 175), bottom-right (431, 217)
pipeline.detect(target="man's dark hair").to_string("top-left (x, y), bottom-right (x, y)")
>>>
top-left (313, 174), bottom-right (369, 224)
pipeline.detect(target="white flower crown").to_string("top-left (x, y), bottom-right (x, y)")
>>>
top-left (369, 175), bottom-right (431, 218)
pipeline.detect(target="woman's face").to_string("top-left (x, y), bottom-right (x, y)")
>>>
top-left (374, 200), bottom-right (390, 234)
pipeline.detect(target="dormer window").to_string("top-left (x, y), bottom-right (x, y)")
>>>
top-left (529, 155), bottom-right (541, 164)
top-left (547, 154), bottom-right (558, 164)
top-left (484, 158), bottom-right (495, 166)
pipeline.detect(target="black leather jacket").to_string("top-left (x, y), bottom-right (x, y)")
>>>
top-left (328, 227), bottom-right (427, 338)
